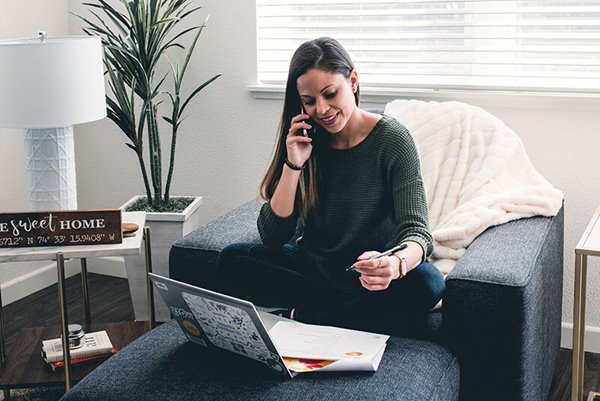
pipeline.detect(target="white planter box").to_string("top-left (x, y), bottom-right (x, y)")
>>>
top-left (121, 195), bottom-right (203, 321)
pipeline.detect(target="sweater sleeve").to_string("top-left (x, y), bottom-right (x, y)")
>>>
top-left (257, 202), bottom-right (299, 248)
top-left (389, 126), bottom-right (434, 260)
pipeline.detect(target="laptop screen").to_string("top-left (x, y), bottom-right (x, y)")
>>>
top-left (150, 273), bottom-right (291, 377)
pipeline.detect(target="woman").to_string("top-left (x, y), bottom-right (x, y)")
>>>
top-left (215, 37), bottom-right (444, 335)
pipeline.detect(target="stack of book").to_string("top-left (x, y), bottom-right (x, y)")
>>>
top-left (41, 330), bottom-right (117, 371)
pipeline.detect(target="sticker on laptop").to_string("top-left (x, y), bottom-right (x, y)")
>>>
top-left (182, 292), bottom-right (273, 365)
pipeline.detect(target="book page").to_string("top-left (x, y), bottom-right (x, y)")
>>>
top-left (269, 321), bottom-right (389, 361)
top-left (282, 357), bottom-right (335, 372)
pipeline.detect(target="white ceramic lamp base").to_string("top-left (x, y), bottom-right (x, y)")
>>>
top-left (24, 126), bottom-right (77, 211)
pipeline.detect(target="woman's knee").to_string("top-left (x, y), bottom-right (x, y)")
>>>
top-left (216, 242), bottom-right (254, 269)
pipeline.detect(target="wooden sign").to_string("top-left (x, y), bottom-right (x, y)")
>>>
top-left (0, 209), bottom-right (122, 248)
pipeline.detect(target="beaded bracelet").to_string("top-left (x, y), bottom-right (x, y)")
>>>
top-left (284, 158), bottom-right (305, 171)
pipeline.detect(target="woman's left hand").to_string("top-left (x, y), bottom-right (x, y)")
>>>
top-left (352, 251), bottom-right (401, 291)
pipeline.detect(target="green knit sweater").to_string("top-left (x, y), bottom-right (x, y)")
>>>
top-left (258, 114), bottom-right (433, 289)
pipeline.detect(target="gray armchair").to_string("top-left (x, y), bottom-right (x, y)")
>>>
top-left (167, 199), bottom-right (563, 401)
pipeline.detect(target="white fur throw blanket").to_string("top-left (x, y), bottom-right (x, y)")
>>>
top-left (384, 99), bottom-right (564, 274)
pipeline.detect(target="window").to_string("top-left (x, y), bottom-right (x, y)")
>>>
top-left (256, 0), bottom-right (600, 93)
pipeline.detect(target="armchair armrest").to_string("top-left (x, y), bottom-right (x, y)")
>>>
top-left (443, 206), bottom-right (564, 401)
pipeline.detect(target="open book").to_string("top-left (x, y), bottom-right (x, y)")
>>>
top-left (149, 273), bottom-right (389, 378)
top-left (269, 321), bottom-right (388, 373)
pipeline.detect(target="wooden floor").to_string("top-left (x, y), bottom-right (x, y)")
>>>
top-left (1, 273), bottom-right (134, 355)
top-left (549, 347), bottom-right (600, 401)
top-left (0, 273), bottom-right (599, 401)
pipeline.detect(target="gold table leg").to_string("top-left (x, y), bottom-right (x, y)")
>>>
top-left (588, 391), bottom-right (600, 401)
top-left (80, 258), bottom-right (91, 324)
top-left (573, 253), bottom-right (587, 401)
top-left (56, 252), bottom-right (72, 391)
top-left (144, 227), bottom-right (155, 331)
top-left (0, 273), bottom-right (7, 364)
top-left (0, 270), bottom-right (9, 400)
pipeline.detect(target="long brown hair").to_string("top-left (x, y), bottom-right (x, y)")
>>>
top-left (259, 37), bottom-right (360, 219)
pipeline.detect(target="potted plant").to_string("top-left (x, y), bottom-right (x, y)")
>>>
top-left (76, 0), bottom-right (220, 321)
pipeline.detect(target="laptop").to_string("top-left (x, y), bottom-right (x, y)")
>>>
top-left (148, 273), bottom-right (295, 377)
top-left (149, 273), bottom-right (389, 377)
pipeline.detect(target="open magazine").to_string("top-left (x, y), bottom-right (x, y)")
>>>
top-left (269, 321), bottom-right (388, 373)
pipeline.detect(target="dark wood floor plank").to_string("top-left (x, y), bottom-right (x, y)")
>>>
top-left (549, 348), bottom-right (572, 401)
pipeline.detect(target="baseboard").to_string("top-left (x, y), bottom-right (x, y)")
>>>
top-left (561, 322), bottom-right (600, 353)
top-left (0, 257), bottom-right (127, 307)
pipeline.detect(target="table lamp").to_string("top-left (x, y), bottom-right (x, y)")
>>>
top-left (0, 32), bottom-right (106, 211)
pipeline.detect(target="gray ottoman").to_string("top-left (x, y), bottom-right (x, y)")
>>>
top-left (60, 320), bottom-right (459, 401)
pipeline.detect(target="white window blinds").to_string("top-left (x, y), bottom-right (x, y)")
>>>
top-left (256, 0), bottom-right (600, 93)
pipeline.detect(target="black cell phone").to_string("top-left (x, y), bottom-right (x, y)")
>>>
top-left (301, 107), bottom-right (316, 139)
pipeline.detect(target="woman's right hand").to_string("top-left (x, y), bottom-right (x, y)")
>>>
top-left (286, 113), bottom-right (313, 167)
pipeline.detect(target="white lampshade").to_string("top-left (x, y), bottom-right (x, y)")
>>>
top-left (0, 34), bottom-right (106, 210)
top-left (0, 35), bottom-right (106, 128)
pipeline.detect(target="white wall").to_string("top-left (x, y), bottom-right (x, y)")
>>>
top-left (2, 0), bottom-right (600, 349)
top-left (67, 0), bottom-right (274, 219)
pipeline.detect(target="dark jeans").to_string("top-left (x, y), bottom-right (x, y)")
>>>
top-left (213, 242), bottom-right (445, 336)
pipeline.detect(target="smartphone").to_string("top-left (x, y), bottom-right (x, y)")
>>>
top-left (300, 106), bottom-right (316, 138)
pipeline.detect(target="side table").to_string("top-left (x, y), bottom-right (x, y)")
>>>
top-left (0, 211), bottom-right (155, 396)
top-left (573, 205), bottom-right (600, 401)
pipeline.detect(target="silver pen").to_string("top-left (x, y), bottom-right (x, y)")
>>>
top-left (345, 243), bottom-right (408, 272)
